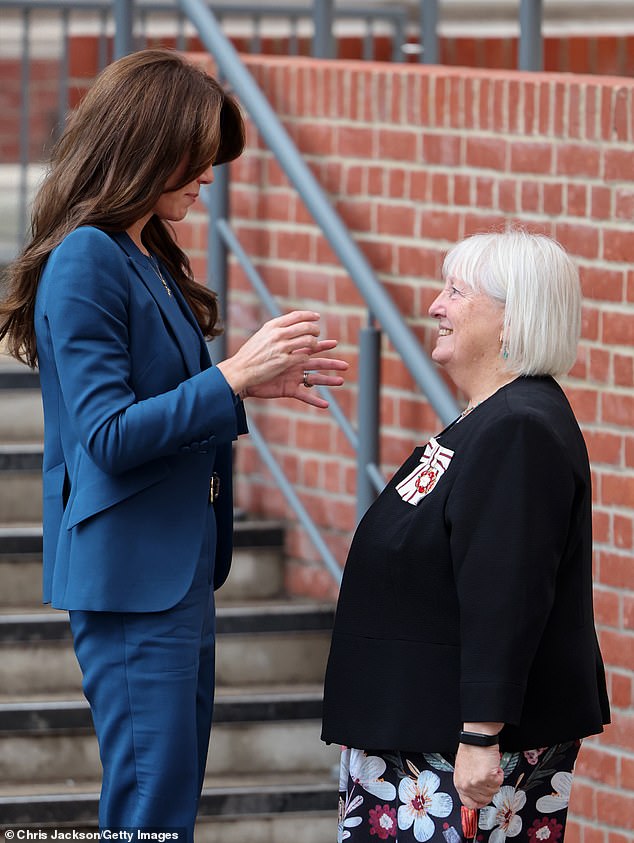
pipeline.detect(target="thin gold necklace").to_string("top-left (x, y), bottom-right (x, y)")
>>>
top-left (148, 255), bottom-right (172, 297)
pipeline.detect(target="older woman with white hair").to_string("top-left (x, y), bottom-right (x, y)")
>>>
top-left (321, 229), bottom-right (610, 843)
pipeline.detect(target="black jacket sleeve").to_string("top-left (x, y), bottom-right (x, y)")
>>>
top-left (446, 413), bottom-right (578, 725)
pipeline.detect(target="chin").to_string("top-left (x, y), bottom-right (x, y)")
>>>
top-left (431, 348), bottom-right (449, 367)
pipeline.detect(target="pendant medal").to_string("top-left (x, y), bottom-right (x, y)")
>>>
top-left (415, 467), bottom-right (439, 494)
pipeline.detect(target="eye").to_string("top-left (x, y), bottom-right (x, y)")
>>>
top-left (450, 285), bottom-right (464, 298)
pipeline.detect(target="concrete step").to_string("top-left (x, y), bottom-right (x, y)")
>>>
top-left (0, 690), bottom-right (338, 784)
top-left (0, 355), bottom-right (40, 391)
top-left (0, 774), bottom-right (338, 831)
top-left (196, 809), bottom-right (335, 843)
top-left (0, 389), bottom-right (44, 441)
top-left (0, 444), bottom-right (43, 523)
top-left (0, 520), bottom-right (288, 605)
top-left (0, 602), bottom-right (334, 695)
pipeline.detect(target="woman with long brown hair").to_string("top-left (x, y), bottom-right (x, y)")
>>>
top-left (1, 48), bottom-right (347, 835)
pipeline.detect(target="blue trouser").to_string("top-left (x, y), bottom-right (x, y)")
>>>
top-left (69, 530), bottom-right (216, 839)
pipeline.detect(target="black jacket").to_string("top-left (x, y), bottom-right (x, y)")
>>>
top-left (321, 376), bottom-right (610, 753)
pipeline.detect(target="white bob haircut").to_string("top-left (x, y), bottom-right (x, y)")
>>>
top-left (442, 229), bottom-right (581, 378)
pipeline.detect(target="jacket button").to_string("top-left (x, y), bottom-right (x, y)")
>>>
top-left (210, 473), bottom-right (220, 503)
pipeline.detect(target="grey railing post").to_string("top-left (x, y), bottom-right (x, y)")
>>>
top-left (356, 316), bottom-right (381, 523)
top-left (519, 0), bottom-right (543, 71)
top-left (420, 0), bottom-right (439, 64)
top-left (18, 6), bottom-right (30, 246)
top-left (207, 163), bottom-right (229, 365)
top-left (113, 0), bottom-right (134, 59)
top-left (313, 0), bottom-right (334, 58)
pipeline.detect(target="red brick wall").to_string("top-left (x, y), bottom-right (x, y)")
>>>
top-left (3, 29), bottom-right (634, 164)
top-left (180, 55), bottom-right (634, 842)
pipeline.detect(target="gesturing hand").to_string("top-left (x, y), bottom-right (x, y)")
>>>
top-left (217, 311), bottom-right (348, 407)
top-left (246, 339), bottom-right (349, 408)
top-left (454, 744), bottom-right (504, 810)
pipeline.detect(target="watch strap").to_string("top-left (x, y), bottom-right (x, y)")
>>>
top-left (459, 730), bottom-right (500, 747)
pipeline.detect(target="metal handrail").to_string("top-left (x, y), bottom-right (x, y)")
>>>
top-left (247, 418), bottom-right (343, 582)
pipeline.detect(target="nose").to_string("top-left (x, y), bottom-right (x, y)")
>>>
top-left (428, 290), bottom-right (445, 318)
top-left (198, 164), bottom-right (214, 185)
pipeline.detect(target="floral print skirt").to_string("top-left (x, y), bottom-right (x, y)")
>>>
top-left (338, 741), bottom-right (580, 843)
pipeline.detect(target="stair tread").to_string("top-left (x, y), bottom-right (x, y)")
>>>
top-left (0, 682), bottom-right (325, 706)
top-left (0, 523), bottom-right (42, 535)
top-left (0, 442), bottom-right (43, 453)
top-left (0, 770), bottom-right (338, 799)
top-left (0, 599), bottom-right (334, 618)
top-left (0, 520), bottom-right (286, 546)
top-left (0, 354), bottom-right (27, 370)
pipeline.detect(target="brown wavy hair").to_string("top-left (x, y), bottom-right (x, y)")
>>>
top-left (0, 48), bottom-right (245, 367)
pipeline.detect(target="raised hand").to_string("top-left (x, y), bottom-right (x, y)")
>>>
top-left (246, 339), bottom-right (349, 408)
top-left (217, 312), bottom-right (348, 408)
top-left (217, 311), bottom-right (322, 397)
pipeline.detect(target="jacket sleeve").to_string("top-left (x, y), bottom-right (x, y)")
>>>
top-left (445, 413), bottom-right (578, 726)
top-left (41, 227), bottom-right (242, 475)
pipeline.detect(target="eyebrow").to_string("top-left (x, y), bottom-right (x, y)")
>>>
top-left (446, 277), bottom-right (467, 291)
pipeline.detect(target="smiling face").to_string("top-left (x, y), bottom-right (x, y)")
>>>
top-left (428, 276), bottom-right (505, 394)
top-left (152, 160), bottom-right (214, 222)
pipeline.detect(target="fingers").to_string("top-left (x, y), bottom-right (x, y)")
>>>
top-left (306, 375), bottom-right (346, 390)
top-left (459, 794), bottom-right (491, 810)
top-left (454, 748), bottom-right (503, 812)
top-left (270, 314), bottom-right (321, 352)
top-left (300, 359), bottom-right (348, 391)
top-left (309, 355), bottom-right (349, 370)
top-left (311, 338), bottom-right (338, 353)
top-left (290, 361), bottom-right (347, 407)
top-left (290, 339), bottom-right (342, 357)
top-left (275, 310), bottom-right (321, 328)
top-left (294, 391), bottom-right (330, 410)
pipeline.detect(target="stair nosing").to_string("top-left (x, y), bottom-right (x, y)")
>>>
top-left (0, 689), bottom-right (326, 735)
top-left (0, 603), bottom-right (334, 642)
top-left (0, 782), bottom-right (337, 825)
top-left (0, 520), bottom-right (286, 553)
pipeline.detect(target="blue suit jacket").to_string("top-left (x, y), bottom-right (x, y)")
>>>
top-left (34, 226), bottom-right (247, 612)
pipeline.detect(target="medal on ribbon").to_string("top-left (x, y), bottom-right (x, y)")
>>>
top-left (395, 437), bottom-right (454, 505)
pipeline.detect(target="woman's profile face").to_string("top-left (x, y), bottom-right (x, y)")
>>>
top-left (428, 276), bottom-right (504, 378)
top-left (152, 160), bottom-right (214, 223)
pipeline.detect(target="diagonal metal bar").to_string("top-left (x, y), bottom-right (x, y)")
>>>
top-left (248, 417), bottom-right (342, 584)
top-left (366, 461), bottom-right (385, 494)
top-left (215, 218), bottom-right (359, 452)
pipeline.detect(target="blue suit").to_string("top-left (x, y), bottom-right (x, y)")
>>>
top-left (35, 225), bottom-right (247, 833)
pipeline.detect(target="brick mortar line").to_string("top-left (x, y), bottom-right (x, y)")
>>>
top-left (259, 115), bottom-right (634, 146)
top-left (578, 742), bottom-right (634, 762)
top-left (593, 584), bottom-right (634, 596)
top-left (224, 221), bottom-right (634, 251)
top-left (241, 155), bottom-right (634, 180)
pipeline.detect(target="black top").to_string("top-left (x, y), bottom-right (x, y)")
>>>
top-left (321, 376), bottom-right (610, 753)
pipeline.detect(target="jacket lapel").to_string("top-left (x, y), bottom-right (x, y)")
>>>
top-left (109, 232), bottom-right (210, 377)
top-left (169, 278), bottom-right (213, 373)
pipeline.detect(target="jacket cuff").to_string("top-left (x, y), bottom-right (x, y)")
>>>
top-left (461, 681), bottom-right (526, 726)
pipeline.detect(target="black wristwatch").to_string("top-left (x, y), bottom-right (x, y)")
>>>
top-left (459, 730), bottom-right (500, 747)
